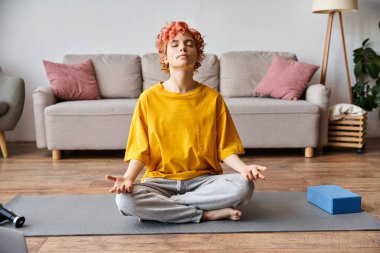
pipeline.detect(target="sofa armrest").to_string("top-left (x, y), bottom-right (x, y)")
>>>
top-left (305, 84), bottom-right (331, 147)
top-left (32, 86), bottom-right (57, 148)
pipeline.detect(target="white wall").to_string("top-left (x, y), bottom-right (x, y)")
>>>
top-left (0, 0), bottom-right (379, 141)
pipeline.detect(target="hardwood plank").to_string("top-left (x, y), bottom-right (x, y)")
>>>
top-left (0, 139), bottom-right (379, 252)
top-left (305, 178), bottom-right (380, 192)
top-left (191, 249), bottom-right (380, 253)
top-left (37, 232), bottom-right (380, 252)
top-left (25, 237), bottom-right (47, 253)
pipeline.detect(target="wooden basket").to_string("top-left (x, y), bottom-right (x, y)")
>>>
top-left (328, 113), bottom-right (367, 150)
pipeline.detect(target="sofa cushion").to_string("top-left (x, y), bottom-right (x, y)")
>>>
top-left (230, 112), bottom-right (319, 148)
top-left (223, 97), bottom-right (319, 114)
top-left (220, 51), bottom-right (297, 97)
top-left (253, 56), bottom-right (319, 100)
top-left (141, 53), bottom-right (219, 91)
top-left (45, 99), bottom-right (138, 116)
top-left (44, 99), bottom-right (137, 150)
top-left (141, 53), bottom-right (169, 90)
top-left (224, 97), bottom-right (319, 148)
top-left (43, 59), bottom-right (101, 101)
top-left (63, 54), bottom-right (142, 99)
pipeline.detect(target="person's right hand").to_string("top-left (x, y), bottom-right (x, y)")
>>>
top-left (106, 175), bottom-right (134, 194)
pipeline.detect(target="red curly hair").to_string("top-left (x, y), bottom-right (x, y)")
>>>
top-left (156, 21), bottom-right (205, 73)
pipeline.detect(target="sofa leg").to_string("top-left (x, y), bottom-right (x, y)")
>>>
top-left (305, 147), bottom-right (314, 158)
top-left (0, 131), bottom-right (8, 158)
top-left (52, 149), bottom-right (62, 160)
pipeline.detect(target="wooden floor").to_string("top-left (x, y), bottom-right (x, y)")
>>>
top-left (1, 140), bottom-right (380, 253)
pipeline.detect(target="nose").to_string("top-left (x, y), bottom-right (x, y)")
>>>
top-left (179, 42), bottom-right (187, 52)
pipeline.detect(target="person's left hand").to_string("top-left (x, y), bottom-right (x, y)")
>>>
top-left (240, 165), bottom-right (267, 181)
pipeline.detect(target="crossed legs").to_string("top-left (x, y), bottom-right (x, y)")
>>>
top-left (115, 173), bottom-right (254, 223)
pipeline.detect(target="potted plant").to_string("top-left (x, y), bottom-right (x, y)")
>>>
top-left (352, 21), bottom-right (380, 115)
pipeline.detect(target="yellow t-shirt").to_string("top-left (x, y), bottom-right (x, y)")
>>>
top-left (124, 81), bottom-right (245, 181)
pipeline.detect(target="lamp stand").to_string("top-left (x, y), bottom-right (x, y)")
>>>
top-left (319, 11), bottom-right (353, 103)
top-left (339, 12), bottom-right (353, 102)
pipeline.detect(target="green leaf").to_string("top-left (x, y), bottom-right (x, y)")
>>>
top-left (353, 47), bottom-right (364, 54)
top-left (354, 62), bottom-right (363, 78)
top-left (353, 96), bottom-right (361, 107)
top-left (362, 63), bottom-right (368, 75)
top-left (366, 64), bottom-right (380, 79)
top-left (357, 96), bottom-right (364, 106)
top-left (353, 81), bottom-right (375, 106)
top-left (371, 63), bottom-right (380, 77)
top-left (359, 96), bottom-right (369, 110)
top-left (377, 78), bottom-right (380, 86)
top-left (353, 80), bottom-right (365, 91)
top-left (367, 96), bottom-right (376, 110)
top-left (364, 48), bottom-right (377, 58)
top-left (372, 83), bottom-right (380, 95)
top-left (354, 55), bottom-right (364, 64)
top-left (362, 38), bottom-right (370, 47)
top-left (373, 56), bottom-right (380, 66)
top-left (354, 90), bottom-right (379, 110)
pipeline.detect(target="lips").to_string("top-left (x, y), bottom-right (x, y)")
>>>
top-left (177, 54), bottom-right (189, 59)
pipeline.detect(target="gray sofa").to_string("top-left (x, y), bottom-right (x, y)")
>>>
top-left (33, 51), bottom-right (330, 160)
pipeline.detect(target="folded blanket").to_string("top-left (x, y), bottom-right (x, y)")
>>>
top-left (329, 103), bottom-right (365, 121)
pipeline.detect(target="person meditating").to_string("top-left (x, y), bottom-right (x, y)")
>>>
top-left (106, 21), bottom-right (267, 223)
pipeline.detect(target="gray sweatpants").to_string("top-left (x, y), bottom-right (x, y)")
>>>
top-left (115, 173), bottom-right (254, 223)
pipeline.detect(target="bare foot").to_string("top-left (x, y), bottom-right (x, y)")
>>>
top-left (201, 208), bottom-right (242, 221)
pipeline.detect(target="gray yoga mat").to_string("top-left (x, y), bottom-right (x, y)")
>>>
top-left (2, 192), bottom-right (380, 236)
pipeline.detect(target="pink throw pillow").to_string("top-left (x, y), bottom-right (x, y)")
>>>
top-left (252, 56), bottom-right (319, 100)
top-left (43, 59), bottom-right (101, 100)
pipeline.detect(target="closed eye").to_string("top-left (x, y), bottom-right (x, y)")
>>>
top-left (169, 40), bottom-right (194, 47)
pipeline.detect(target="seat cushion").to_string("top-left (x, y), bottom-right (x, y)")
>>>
top-left (0, 100), bottom-right (9, 116)
top-left (224, 97), bottom-right (319, 148)
top-left (224, 97), bottom-right (319, 114)
top-left (63, 54), bottom-right (142, 99)
top-left (141, 53), bottom-right (219, 91)
top-left (44, 99), bottom-right (138, 150)
top-left (220, 51), bottom-right (297, 97)
top-left (45, 99), bottom-right (138, 116)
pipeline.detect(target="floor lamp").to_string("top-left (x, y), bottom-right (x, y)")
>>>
top-left (312, 0), bottom-right (358, 103)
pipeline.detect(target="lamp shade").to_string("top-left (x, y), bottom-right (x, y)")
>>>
top-left (312, 0), bottom-right (358, 13)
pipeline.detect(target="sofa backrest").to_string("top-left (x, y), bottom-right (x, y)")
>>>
top-left (62, 52), bottom-right (299, 99)
top-left (220, 51), bottom-right (297, 97)
top-left (63, 54), bottom-right (142, 98)
top-left (141, 53), bottom-right (219, 91)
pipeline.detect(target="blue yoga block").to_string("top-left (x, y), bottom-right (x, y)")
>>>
top-left (307, 185), bottom-right (362, 214)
